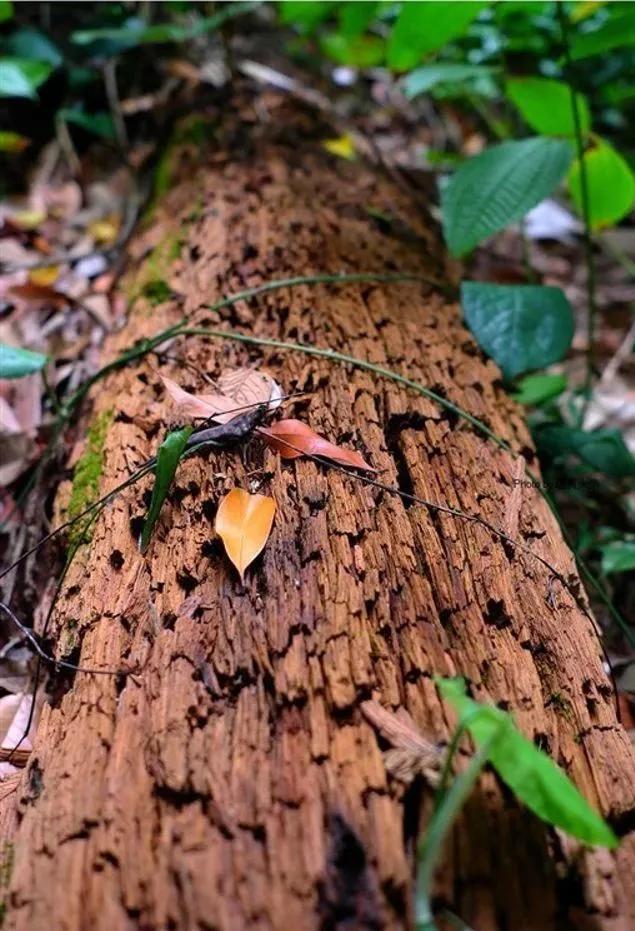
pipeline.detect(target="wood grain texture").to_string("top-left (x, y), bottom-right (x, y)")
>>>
top-left (2, 97), bottom-right (634, 931)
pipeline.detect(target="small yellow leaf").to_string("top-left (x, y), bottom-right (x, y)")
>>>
top-left (89, 217), bottom-right (120, 244)
top-left (0, 132), bottom-right (30, 153)
top-left (29, 265), bottom-right (60, 287)
top-left (215, 489), bottom-right (276, 582)
top-left (10, 209), bottom-right (46, 231)
top-left (323, 134), bottom-right (356, 161)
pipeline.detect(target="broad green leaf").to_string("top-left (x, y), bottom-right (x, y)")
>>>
top-left (513, 373), bottom-right (567, 406)
top-left (0, 343), bottom-right (47, 379)
top-left (506, 77), bottom-right (591, 138)
top-left (338, 1), bottom-right (379, 38)
top-left (570, 7), bottom-right (635, 59)
top-left (320, 32), bottom-right (384, 67)
top-left (59, 108), bottom-right (116, 140)
top-left (601, 540), bottom-right (635, 575)
top-left (442, 137), bottom-right (573, 256)
top-left (3, 27), bottom-right (63, 67)
top-left (0, 57), bottom-right (52, 99)
top-left (139, 427), bottom-right (193, 553)
top-left (461, 282), bottom-right (574, 380)
top-left (0, 1), bottom-right (13, 24)
top-left (568, 139), bottom-right (635, 229)
top-left (536, 426), bottom-right (635, 477)
top-left (403, 63), bottom-right (496, 99)
top-left (387, 1), bottom-right (485, 71)
top-left (278, 1), bottom-right (333, 31)
top-left (437, 678), bottom-right (618, 849)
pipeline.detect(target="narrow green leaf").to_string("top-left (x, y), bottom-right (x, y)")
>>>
top-left (0, 57), bottom-right (53, 99)
top-left (506, 77), bottom-right (591, 137)
top-left (0, 343), bottom-right (47, 379)
top-left (442, 137), bottom-right (574, 256)
top-left (387, 1), bottom-right (486, 71)
top-left (536, 426), bottom-right (635, 477)
top-left (139, 427), bottom-right (193, 553)
top-left (0, 1), bottom-right (13, 24)
top-left (437, 678), bottom-right (618, 849)
top-left (513, 373), bottom-right (567, 406)
top-left (568, 138), bottom-right (635, 229)
top-left (403, 63), bottom-right (496, 99)
top-left (601, 540), bottom-right (635, 576)
top-left (461, 282), bottom-right (574, 380)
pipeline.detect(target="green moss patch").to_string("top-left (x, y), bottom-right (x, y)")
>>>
top-left (67, 408), bottom-right (113, 549)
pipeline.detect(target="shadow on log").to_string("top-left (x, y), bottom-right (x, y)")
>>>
top-left (2, 93), bottom-right (634, 931)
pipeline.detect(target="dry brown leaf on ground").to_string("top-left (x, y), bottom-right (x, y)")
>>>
top-left (258, 418), bottom-right (374, 471)
top-left (214, 488), bottom-right (276, 582)
top-left (8, 282), bottom-right (70, 308)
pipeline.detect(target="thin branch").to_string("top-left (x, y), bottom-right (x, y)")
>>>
top-left (0, 602), bottom-right (136, 677)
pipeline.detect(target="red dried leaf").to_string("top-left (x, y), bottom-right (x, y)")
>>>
top-left (258, 419), bottom-right (374, 471)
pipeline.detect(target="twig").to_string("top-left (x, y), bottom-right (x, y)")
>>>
top-left (0, 603), bottom-right (136, 677)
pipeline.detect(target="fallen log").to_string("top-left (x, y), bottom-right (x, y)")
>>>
top-left (2, 96), bottom-right (634, 931)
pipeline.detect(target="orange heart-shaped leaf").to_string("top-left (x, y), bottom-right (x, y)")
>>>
top-left (215, 488), bottom-right (276, 581)
top-left (258, 419), bottom-right (373, 471)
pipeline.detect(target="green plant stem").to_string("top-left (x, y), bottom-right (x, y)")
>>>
top-left (416, 731), bottom-right (502, 930)
top-left (557, 2), bottom-right (597, 413)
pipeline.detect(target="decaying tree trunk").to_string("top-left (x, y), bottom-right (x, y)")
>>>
top-left (2, 95), bottom-right (634, 931)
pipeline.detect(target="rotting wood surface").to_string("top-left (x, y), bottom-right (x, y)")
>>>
top-left (2, 97), bottom-right (634, 931)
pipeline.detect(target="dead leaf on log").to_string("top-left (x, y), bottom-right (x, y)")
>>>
top-left (361, 700), bottom-right (442, 786)
top-left (161, 367), bottom-right (281, 424)
top-left (215, 488), bottom-right (276, 582)
top-left (259, 419), bottom-right (374, 471)
top-left (160, 373), bottom-right (237, 420)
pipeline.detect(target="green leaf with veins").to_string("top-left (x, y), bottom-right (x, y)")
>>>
top-left (442, 137), bottom-right (573, 256)
top-left (461, 283), bottom-right (574, 380)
